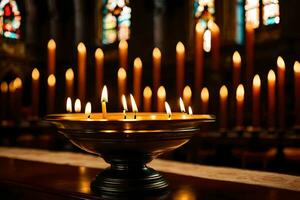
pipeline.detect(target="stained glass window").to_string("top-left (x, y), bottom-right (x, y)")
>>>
top-left (102, 0), bottom-right (131, 45)
top-left (263, 0), bottom-right (279, 25)
top-left (245, 0), bottom-right (260, 28)
top-left (194, 0), bottom-right (215, 27)
top-left (0, 0), bottom-right (21, 39)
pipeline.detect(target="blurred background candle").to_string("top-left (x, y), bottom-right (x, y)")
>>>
top-left (183, 85), bottom-right (192, 107)
top-left (133, 57), bottom-right (142, 108)
top-left (77, 42), bottom-right (86, 103)
top-left (209, 21), bottom-right (220, 72)
top-left (95, 48), bottom-right (104, 101)
top-left (232, 51), bottom-right (241, 90)
top-left (176, 41), bottom-right (185, 97)
top-left (143, 86), bottom-right (152, 112)
top-left (0, 82), bottom-right (8, 119)
top-left (14, 78), bottom-right (22, 121)
top-left (157, 86), bottom-right (166, 112)
top-left (47, 39), bottom-right (56, 76)
top-left (153, 47), bottom-right (161, 97)
top-left (277, 56), bottom-right (285, 129)
top-left (252, 74), bottom-right (261, 128)
top-left (31, 68), bottom-right (40, 117)
top-left (200, 87), bottom-right (209, 114)
top-left (236, 84), bottom-right (244, 128)
top-left (47, 74), bottom-right (56, 114)
top-left (268, 70), bottom-right (276, 130)
top-left (118, 67), bottom-right (127, 108)
top-left (246, 23), bottom-right (254, 91)
top-left (195, 22), bottom-right (204, 97)
top-left (9, 81), bottom-right (16, 119)
top-left (65, 68), bottom-right (74, 99)
top-left (119, 40), bottom-right (128, 70)
top-left (75, 99), bottom-right (81, 113)
top-left (294, 61), bottom-right (300, 126)
top-left (219, 85), bottom-right (228, 130)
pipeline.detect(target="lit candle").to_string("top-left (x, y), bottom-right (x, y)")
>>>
top-left (176, 41), bottom-right (185, 97)
top-left (14, 77), bottom-right (22, 120)
top-left (122, 94), bottom-right (128, 119)
top-left (188, 106), bottom-right (193, 115)
top-left (209, 21), bottom-right (220, 72)
top-left (66, 97), bottom-right (72, 113)
top-left (164, 101), bottom-right (172, 119)
top-left (143, 86), bottom-right (152, 112)
top-left (195, 22), bottom-right (204, 96)
top-left (47, 74), bottom-right (56, 114)
top-left (246, 23), bottom-right (254, 89)
top-left (267, 70), bottom-right (276, 129)
top-left (85, 102), bottom-right (92, 118)
top-left (133, 57), bottom-right (142, 108)
top-left (0, 82), bottom-right (8, 119)
top-left (277, 56), bottom-right (285, 129)
top-left (200, 87), bottom-right (209, 114)
top-left (47, 39), bottom-right (56, 76)
top-left (65, 68), bottom-right (74, 98)
top-left (153, 48), bottom-right (161, 96)
top-left (236, 84), bottom-right (244, 128)
top-left (119, 40), bottom-right (128, 70)
top-left (157, 86), bottom-right (166, 112)
top-left (95, 48), bottom-right (104, 100)
top-left (232, 51), bottom-right (241, 90)
top-left (118, 67), bottom-right (127, 108)
top-left (179, 97), bottom-right (185, 113)
top-left (77, 42), bottom-right (86, 103)
top-left (183, 85), bottom-right (192, 108)
top-left (294, 61), bottom-right (300, 126)
top-left (31, 68), bottom-right (40, 117)
top-left (101, 85), bottom-right (108, 118)
top-left (9, 81), bottom-right (16, 118)
top-left (130, 94), bottom-right (138, 119)
top-left (219, 85), bottom-right (228, 130)
top-left (74, 99), bottom-right (81, 113)
top-left (252, 74), bottom-right (261, 128)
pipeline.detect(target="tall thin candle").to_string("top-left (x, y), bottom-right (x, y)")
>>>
top-left (252, 74), bottom-right (261, 128)
top-left (236, 84), bottom-right (244, 128)
top-left (277, 56), bottom-right (285, 129)
top-left (95, 48), bottom-right (104, 100)
top-left (232, 51), bottom-right (241, 90)
top-left (119, 40), bottom-right (128, 70)
top-left (47, 39), bottom-right (56, 76)
top-left (200, 87), bottom-right (209, 114)
top-left (153, 48), bottom-right (161, 95)
top-left (31, 68), bottom-right (40, 117)
top-left (133, 57), bottom-right (142, 108)
top-left (294, 61), bottom-right (300, 126)
top-left (246, 23), bottom-right (254, 90)
top-left (209, 21), bottom-right (220, 72)
top-left (118, 67), bottom-right (127, 108)
top-left (65, 68), bottom-right (74, 98)
top-left (195, 22), bottom-right (204, 96)
top-left (47, 74), bottom-right (56, 114)
top-left (219, 85), bottom-right (228, 130)
top-left (176, 42), bottom-right (185, 97)
top-left (77, 42), bottom-right (86, 103)
top-left (267, 70), bottom-right (276, 130)
top-left (143, 86), bottom-right (152, 112)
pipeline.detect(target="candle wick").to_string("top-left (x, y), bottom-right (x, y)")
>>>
top-left (168, 114), bottom-right (171, 119)
top-left (123, 110), bottom-right (127, 119)
top-left (88, 115), bottom-right (90, 119)
top-left (134, 112), bottom-right (137, 119)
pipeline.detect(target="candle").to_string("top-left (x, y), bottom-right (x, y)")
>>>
top-left (31, 68), bottom-right (40, 117)
top-left (252, 74), bottom-right (261, 128)
top-left (183, 85), bottom-right (192, 108)
top-left (66, 97), bottom-right (72, 113)
top-left (130, 94), bottom-right (138, 119)
top-left (277, 56), bottom-right (285, 129)
top-left (95, 48), bottom-right (104, 100)
top-left (195, 22), bottom-right (204, 96)
top-left (219, 85), bottom-right (228, 130)
top-left (143, 86), bottom-right (152, 112)
top-left (85, 102), bottom-right (91, 118)
top-left (246, 23), bottom-right (254, 89)
top-left (0, 82), bottom-right (8, 119)
top-left (75, 99), bottom-right (81, 113)
top-left (236, 84), bottom-right (245, 128)
top-left (118, 67), bottom-right (127, 108)
top-left (232, 51), bottom-right (241, 90)
top-left (267, 70), bottom-right (276, 129)
top-left (101, 85), bottom-right (108, 118)
top-left (65, 68), bottom-right (74, 98)
top-left (14, 77), bottom-right (22, 120)
top-left (47, 74), bottom-right (56, 114)
top-left (133, 57), bottom-right (142, 108)
top-left (122, 94), bottom-right (128, 119)
top-left (77, 42), bottom-right (86, 103)
top-left (176, 41), bottom-right (185, 97)
top-left (209, 21), bottom-right (220, 72)
top-left (8, 81), bottom-right (15, 119)
top-left (153, 48), bottom-right (161, 96)
top-left (294, 61), bottom-right (300, 126)
top-left (164, 101), bottom-right (172, 119)
top-left (188, 106), bottom-right (193, 115)
top-left (200, 87), bottom-right (209, 114)
top-left (47, 39), bottom-right (56, 76)
top-left (119, 40), bottom-right (128, 70)
top-left (157, 86), bottom-right (166, 112)
top-left (179, 97), bottom-right (186, 113)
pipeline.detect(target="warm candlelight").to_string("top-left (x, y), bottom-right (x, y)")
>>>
top-left (209, 21), bottom-right (220, 72)
top-left (122, 94), bottom-right (128, 119)
top-left (66, 97), bottom-right (72, 113)
top-left (130, 94), bottom-right (138, 119)
top-left (153, 47), bottom-right (161, 95)
top-left (232, 51), bottom-right (241, 90)
top-left (188, 106), bottom-right (193, 115)
top-left (267, 70), bottom-right (276, 129)
top-left (143, 86), bottom-right (152, 112)
top-left (157, 86), bottom-right (166, 112)
top-left (0, 82), bottom-right (8, 119)
top-left (246, 23), bottom-right (254, 89)
top-left (277, 56), bottom-right (285, 129)
top-left (95, 48), bottom-right (104, 100)
top-left (219, 85), bottom-right (228, 130)
top-left (85, 102), bottom-right (92, 118)
top-left (236, 84), bottom-right (245, 128)
top-left (13, 77), bottom-right (22, 120)
top-left (47, 74), bottom-right (56, 114)
top-left (75, 99), bottom-right (81, 113)
top-left (179, 97), bottom-right (185, 113)
top-left (165, 101), bottom-right (172, 119)
top-left (9, 81), bottom-right (16, 118)
top-left (195, 22), bottom-right (204, 96)
top-left (77, 42), bottom-right (87, 102)
top-left (200, 87), bottom-right (209, 114)
top-left (176, 41), bottom-right (185, 97)
top-left (294, 61), bottom-right (300, 126)
top-left (31, 68), bottom-right (40, 117)
top-left (119, 39), bottom-right (128, 70)
top-left (183, 85), bottom-right (192, 107)
top-left (47, 39), bottom-right (56, 76)
top-left (133, 57), bottom-right (142, 108)
top-left (252, 74), bottom-right (261, 128)
top-left (118, 67), bottom-right (127, 108)
top-left (65, 68), bottom-right (74, 98)
top-left (101, 85), bottom-right (108, 119)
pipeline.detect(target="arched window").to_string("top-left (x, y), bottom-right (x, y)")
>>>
top-left (102, 0), bottom-right (131, 45)
top-left (245, 0), bottom-right (260, 28)
top-left (0, 0), bottom-right (21, 39)
top-left (263, 0), bottom-right (279, 25)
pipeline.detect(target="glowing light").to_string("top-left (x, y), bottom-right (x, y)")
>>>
top-left (165, 101), bottom-right (172, 119)
top-left (47, 74), bottom-right (56, 87)
top-left (74, 99), bottom-right (81, 113)
top-left (130, 94), bottom-right (138, 113)
top-left (134, 57), bottom-right (142, 69)
top-left (0, 82), bottom-right (8, 93)
top-left (188, 106), bottom-right (193, 115)
top-left (119, 39), bottom-right (128, 49)
top-left (195, 22), bottom-right (204, 33)
top-left (294, 61), bottom-right (300, 73)
top-left (85, 102), bottom-right (92, 116)
top-left (95, 48), bottom-right (104, 59)
top-left (8, 81), bottom-right (15, 92)
top-left (236, 84), bottom-right (245, 101)
top-left (13, 77), bottom-right (22, 89)
top-left (101, 85), bottom-right (108, 102)
top-left (31, 68), bottom-right (40, 80)
top-left (66, 97), bottom-right (72, 113)
top-left (143, 86), bottom-right (152, 98)
top-left (268, 70), bottom-right (276, 81)
top-left (201, 87), bottom-right (209, 102)
top-left (118, 67), bottom-right (127, 80)
top-left (65, 68), bottom-right (74, 81)
top-left (183, 86), bottom-right (192, 99)
top-left (77, 42), bottom-right (86, 53)
top-left (153, 48), bottom-right (161, 58)
top-left (48, 39), bottom-right (56, 50)
top-left (203, 29), bottom-right (211, 52)
top-left (176, 42), bottom-right (185, 53)
top-left (233, 51), bottom-right (241, 66)
top-left (253, 74), bottom-right (261, 87)
top-left (277, 56), bottom-right (285, 69)
top-left (219, 85), bottom-right (228, 98)
top-left (179, 97), bottom-right (185, 113)
top-left (157, 86), bottom-right (166, 98)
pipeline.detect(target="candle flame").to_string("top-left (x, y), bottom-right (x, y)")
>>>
top-left (165, 101), bottom-right (172, 118)
top-left (101, 85), bottom-right (108, 102)
top-left (121, 94), bottom-right (128, 111)
top-left (9, 81), bottom-right (15, 92)
top-left (208, 20), bottom-right (220, 32)
top-left (176, 41), bottom-right (185, 53)
top-left (294, 61), bottom-right (300, 73)
top-left (179, 97), bottom-right (186, 113)
top-left (65, 68), bottom-right (74, 81)
top-left (0, 82), bottom-right (8, 93)
top-left (233, 51), bottom-right (241, 65)
top-left (157, 86), bottom-right (166, 98)
top-left (74, 99), bottom-right (81, 113)
top-left (95, 48), bottom-right (104, 59)
top-left (153, 47), bottom-right (161, 58)
top-left (130, 94), bottom-right (138, 113)
top-left (48, 39), bottom-right (56, 49)
top-left (195, 22), bottom-right (204, 33)
top-left (188, 106), bottom-right (193, 115)
top-left (201, 87), bottom-right (209, 102)
top-left (219, 85), bottom-right (228, 98)
top-left (253, 74), bottom-right (261, 87)
top-left (118, 67), bottom-right (127, 80)
top-left (13, 77), bottom-right (22, 89)
top-left (77, 42), bottom-right (86, 53)
top-left (277, 56), bottom-right (285, 69)
top-left (203, 29), bottom-right (211, 52)
top-left (47, 74), bottom-right (56, 87)
top-left (32, 68), bottom-right (40, 80)
top-left (119, 39), bottom-right (128, 49)
top-left (134, 57), bottom-right (142, 69)
top-left (143, 86), bottom-right (152, 98)
top-left (85, 102), bottom-right (92, 116)
top-left (268, 70), bottom-right (276, 81)
top-left (66, 97), bottom-right (72, 112)
top-left (236, 84), bottom-right (245, 101)
top-left (183, 85), bottom-right (192, 98)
